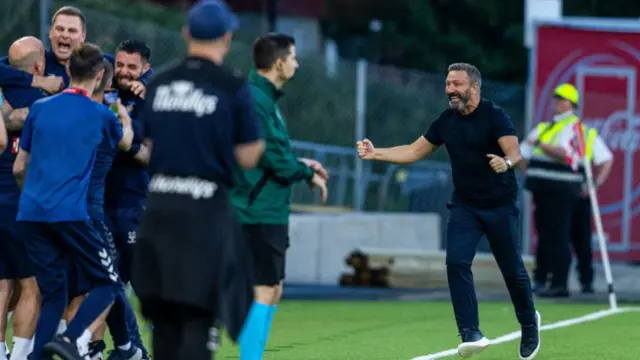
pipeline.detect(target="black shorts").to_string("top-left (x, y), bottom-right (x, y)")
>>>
top-left (243, 224), bottom-right (289, 286)
top-left (134, 188), bottom-right (253, 312)
top-left (0, 205), bottom-right (34, 280)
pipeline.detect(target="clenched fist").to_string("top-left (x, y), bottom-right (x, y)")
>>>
top-left (356, 139), bottom-right (376, 160)
top-left (487, 154), bottom-right (508, 173)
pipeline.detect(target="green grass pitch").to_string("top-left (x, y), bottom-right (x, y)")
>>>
top-left (8, 299), bottom-right (640, 359)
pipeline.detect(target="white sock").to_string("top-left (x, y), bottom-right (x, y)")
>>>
top-left (208, 327), bottom-right (220, 351)
top-left (10, 337), bottom-right (32, 360)
top-left (28, 335), bottom-right (34, 354)
top-left (56, 319), bottom-right (67, 335)
top-left (0, 343), bottom-right (7, 360)
top-left (76, 330), bottom-right (92, 356)
top-left (117, 342), bottom-right (131, 351)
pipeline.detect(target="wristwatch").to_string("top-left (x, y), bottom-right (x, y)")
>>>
top-left (504, 157), bottom-right (513, 169)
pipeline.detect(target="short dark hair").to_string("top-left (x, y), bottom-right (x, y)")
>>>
top-left (115, 39), bottom-right (152, 62)
top-left (447, 62), bottom-right (482, 88)
top-left (69, 43), bottom-right (104, 82)
top-left (51, 6), bottom-right (86, 31)
top-left (95, 59), bottom-right (113, 93)
top-left (253, 33), bottom-right (295, 70)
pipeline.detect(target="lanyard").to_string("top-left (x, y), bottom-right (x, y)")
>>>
top-left (62, 88), bottom-right (89, 97)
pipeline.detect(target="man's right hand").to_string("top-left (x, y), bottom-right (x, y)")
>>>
top-left (129, 80), bottom-right (146, 99)
top-left (356, 139), bottom-right (376, 160)
top-left (300, 158), bottom-right (329, 180)
top-left (309, 173), bottom-right (328, 203)
top-left (32, 76), bottom-right (64, 94)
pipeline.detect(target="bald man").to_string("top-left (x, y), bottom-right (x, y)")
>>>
top-left (0, 36), bottom-right (46, 360)
top-left (8, 37), bottom-right (46, 75)
top-left (1, 37), bottom-right (47, 133)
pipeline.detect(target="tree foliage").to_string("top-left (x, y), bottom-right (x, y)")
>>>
top-left (326, 0), bottom-right (640, 83)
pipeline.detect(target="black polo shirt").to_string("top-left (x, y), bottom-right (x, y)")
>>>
top-left (423, 99), bottom-right (518, 208)
top-left (141, 56), bottom-right (260, 187)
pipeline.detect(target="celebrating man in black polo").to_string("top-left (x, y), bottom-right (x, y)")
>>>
top-left (356, 63), bottom-right (541, 360)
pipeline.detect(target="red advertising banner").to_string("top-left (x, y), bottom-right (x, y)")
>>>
top-left (531, 21), bottom-right (640, 262)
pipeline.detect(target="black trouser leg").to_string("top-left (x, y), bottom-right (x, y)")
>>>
top-left (151, 308), bottom-right (182, 360)
top-left (548, 194), bottom-right (577, 289)
top-left (532, 193), bottom-right (555, 285)
top-left (532, 192), bottom-right (576, 289)
top-left (177, 309), bottom-right (212, 360)
top-left (149, 301), bottom-right (213, 360)
top-left (571, 197), bottom-right (594, 287)
top-left (445, 204), bottom-right (484, 333)
top-left (482, 204), bottom-right (536, 326)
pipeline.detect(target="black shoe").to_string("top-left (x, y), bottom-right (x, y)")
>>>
top-left (43, 335), bottom-right (83, 360)
top-left (519, 311), bottom-right (541, 359)
top-left (582, 284), bottom-right (594, 294)
top-left (537, 287), bottom-right (569, 298)
top-left (89, 340), bottom-right (106, 358)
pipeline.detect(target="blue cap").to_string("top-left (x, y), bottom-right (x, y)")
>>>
top-left (188, 0), bottom-right (239, 41)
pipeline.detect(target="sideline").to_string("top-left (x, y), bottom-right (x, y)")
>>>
top-left (410, 307), bottom-right (640, 360)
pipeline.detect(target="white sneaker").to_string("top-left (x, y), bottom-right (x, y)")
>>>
top-left (457, 336), bottom-right (491, 358)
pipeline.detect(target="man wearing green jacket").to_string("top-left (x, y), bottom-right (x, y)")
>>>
top-left (232, 33), bottom-right (328, 360)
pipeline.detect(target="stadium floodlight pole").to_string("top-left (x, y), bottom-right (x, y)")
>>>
top-left (579, 123), bottom-right (618, 310)
top-left (39, 0), bottom-right (51, 48)
top-left (354, 58), bottom-right (367, 211)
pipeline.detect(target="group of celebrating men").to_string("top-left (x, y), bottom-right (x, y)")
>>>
top-left (0, 4), bottom-right (154, 360)
top-left (0, 0), bottom-right (333, 359)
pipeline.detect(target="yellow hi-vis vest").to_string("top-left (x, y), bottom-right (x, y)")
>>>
top-left (532, 115), bottom-right (598, 161)
top-left (525, 115), bottom-right (598, 194)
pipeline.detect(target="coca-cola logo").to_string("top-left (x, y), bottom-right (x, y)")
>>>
top-left (582, 111), bottom-right (640, 151)
top-left (535, 40), bottom-right (640, 127)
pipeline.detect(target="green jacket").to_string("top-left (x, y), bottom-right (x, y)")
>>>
top-left (231, 71), bottom-right (314, 224)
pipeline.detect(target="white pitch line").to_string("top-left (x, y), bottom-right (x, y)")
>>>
top-left (410, 307), bottom-right (640, 360)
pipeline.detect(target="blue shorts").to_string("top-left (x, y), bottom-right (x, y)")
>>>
top-left (22, 220), bottom-right (120, 303)
top-left (106, 207), bottom-right (143, 284)
top-left (67, 219), bottom-right (121, 299)
top-left (0, 205), bottom-right (35, 279)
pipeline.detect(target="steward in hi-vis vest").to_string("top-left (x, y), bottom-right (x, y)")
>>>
top-left (521, 83), bottom-right (613, 298)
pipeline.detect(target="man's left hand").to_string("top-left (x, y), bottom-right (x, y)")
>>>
top-left (129, 81), bottom-right (146, 99)
top-left (487, 154), bottom-right (508, 173)
top-left (300, 158), bottom-right (329, 180)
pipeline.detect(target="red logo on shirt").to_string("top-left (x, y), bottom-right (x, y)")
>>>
top-left (11, 137), bottom-right (19, 154)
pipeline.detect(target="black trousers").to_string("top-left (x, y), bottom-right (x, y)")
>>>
top-left (533, 191), bottom-right (577, 288)
top-left (571, 197), bottom-right (594, 286)
top-left (147, 301), bottom-right (213, 360)
top-left (446, 202), bottom-right (536, 331)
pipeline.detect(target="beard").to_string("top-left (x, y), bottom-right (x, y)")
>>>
top-left (448, 89), bottom-right (472, 111)
top-left (116, 71), bottom-right (142, 89)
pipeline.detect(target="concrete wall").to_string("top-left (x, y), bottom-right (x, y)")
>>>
top-left (285, 213), bottom-right (442, 284)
